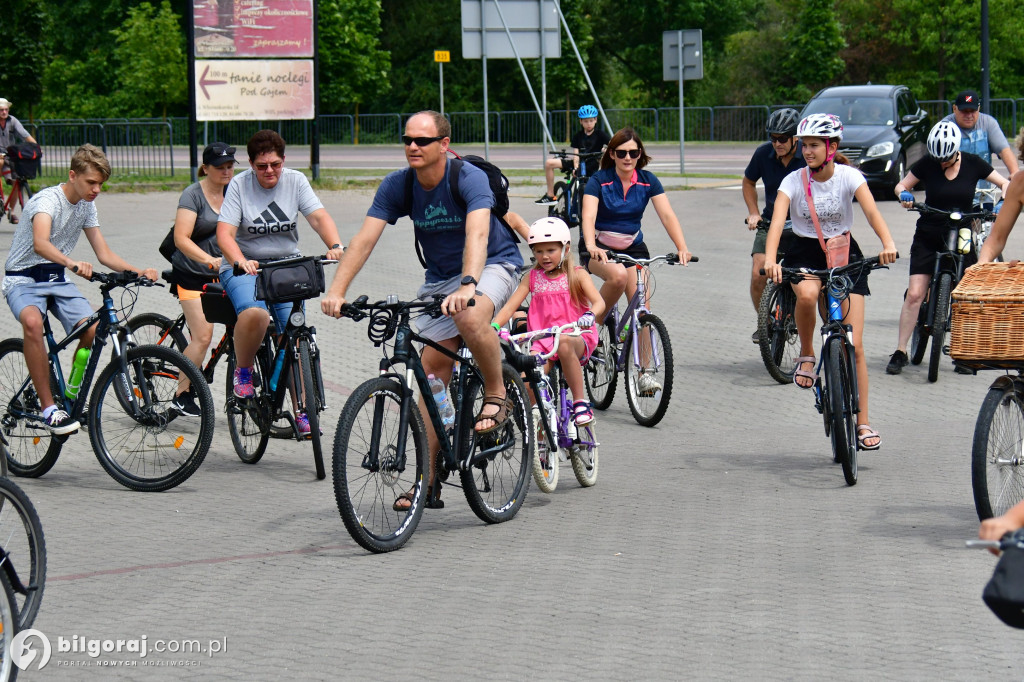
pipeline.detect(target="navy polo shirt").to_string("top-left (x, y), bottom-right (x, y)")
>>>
top-left (584, 168), bottom-right (665, 246)
top-left (744, 141), bottom-right (806, 221)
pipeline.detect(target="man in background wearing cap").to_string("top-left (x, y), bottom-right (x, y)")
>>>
top-left (0, 97), bottom-right (38, 222)
top-left (942, 90), bottom-right (1019, 179)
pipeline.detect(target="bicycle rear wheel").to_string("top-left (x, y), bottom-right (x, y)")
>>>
top-left (0, 476), bottom-right (45, 629)
top-left (333, 377), bottom-right (426, 553)
top-left (0, 568), bottom-right (17, 680)
top-left (757, 282), bottom-right (798, 384)
top-left (297, 338), bottom-right (325, 480)
top-left (0, 339), bottom-right (62, 478)
top-left (972, 380), bottom-right (1024, 520)
top-left (531, 366), bottom-right (560, 494)
top-left (927, 273), bottom-right (951, 383)
top-left (126, 312), bottom-right (188, 350)
top-left (624, 313), bottom-right (674, 427)
top-left (459, 363), bottom-right (532, 524)
top-left (226, 352), bottom-right (271, 464)
top-left (89, 345), bottom-right (214, 492)
top-left (584, 322), bottom-right (617, 410)
top-left (826, 340), bottom-right (858, 486)
top-left (908, 288), bottom-right (928, 365)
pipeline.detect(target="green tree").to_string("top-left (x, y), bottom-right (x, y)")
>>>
top-left (782, 0), bottom-right (846, 102)
top-left (319, 0), bottom-right (391, 111)
top-left (111, 1), bottom-right (187, 117)
top-left (0, 0), bottom-right (49, 119)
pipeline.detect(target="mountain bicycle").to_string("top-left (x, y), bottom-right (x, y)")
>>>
top-left (503, 322), bottom-right (598, 492)
top-left (772, 257), bottom-right (890, 486)
top-left (0, 271), bottom-right (215, 491)
top-left (752, 219), bottom-right (798, 384)
top-left (0, 150), bottom-right (35, 225)
top-left (224, 255), bottom-right (336, 479)
top-left (333, 294), bottom-right (532, 553)
top-left (906, 202), bottom-right (995, 382)
top-left (547, 150), bottom-right (603, 227)
top-left (584, 252), bottom-right (697, 427)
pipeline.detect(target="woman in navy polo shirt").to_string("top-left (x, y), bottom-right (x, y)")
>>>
top-left (580, 127), bottom-right (693, 322)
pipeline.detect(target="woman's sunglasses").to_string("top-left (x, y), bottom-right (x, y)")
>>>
top-left (613, 148), bottom-right (641, 159)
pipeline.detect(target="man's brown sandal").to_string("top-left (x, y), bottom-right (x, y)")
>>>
top-left (474, 394), bottom-right (511, 434)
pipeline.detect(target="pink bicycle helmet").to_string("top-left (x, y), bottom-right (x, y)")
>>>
top-left (527, 217), bottom-right (571, 246)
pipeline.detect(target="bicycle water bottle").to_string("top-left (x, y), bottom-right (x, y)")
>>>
top-left (269, 347), bottom-right (287, 392)
top-left (619, 320), bottom-right (631, 342)
top-left (65, 348), bottom-right (91, 399)
top-left (428, 374), bottom-right (455, 429)
top-left (956, 227), bottom-right (973, 254)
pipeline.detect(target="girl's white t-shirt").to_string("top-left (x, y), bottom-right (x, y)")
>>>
top-left (778, 164), bottom-right (866, 239)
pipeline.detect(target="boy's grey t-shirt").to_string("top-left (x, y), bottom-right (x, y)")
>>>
top-left (2, 185), bottom-right (99, 294)
top-left (218, 168), bottom-right (324, 260)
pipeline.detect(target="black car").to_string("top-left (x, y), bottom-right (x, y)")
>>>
top-left (800, 84), bottom-right (931, 197)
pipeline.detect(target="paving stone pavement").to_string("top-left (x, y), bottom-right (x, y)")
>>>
top-left (1, 178), bottom-right (1023, 681)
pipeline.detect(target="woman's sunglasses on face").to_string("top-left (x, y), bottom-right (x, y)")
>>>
top-left (613, 148), bottom-right (641, 159)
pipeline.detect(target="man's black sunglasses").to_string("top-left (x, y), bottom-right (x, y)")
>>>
top-left (402, 135), bottom-right (445, 147)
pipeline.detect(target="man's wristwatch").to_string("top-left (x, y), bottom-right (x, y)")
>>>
top-left (330, 243), bottom-right (342, 250)
top-left (460, 275), bottom-right (478, 287)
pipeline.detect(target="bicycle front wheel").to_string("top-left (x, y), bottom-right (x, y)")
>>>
top-left (548, 180), bottom-right (567, 221)
top-left (459, 362), bottom-right (532, 524)
top-left (972, 381), bottom-right (1024, 520)
top-left (927, 273), bottom-right (951, 383)
top-left (333, 377), bottom-right (426, 553)
top-left (226, 352), bottom-right (271, 464)
top-left (531, 365), bottom-right (560, 494)
top-left (826, 340), bottom-right (858, 486)
top-left (584, 322), bottom-right (617, 410)
top-left (297, 338), bottom-right (325, 480)
top-left (624, 313), bottom-right (674, 427)
top-left (0, 338), bottom-right (62, 478)
top-left (908, 288), bottom-right (928, 365)
top-left (0, 476), bottom-right (45, 629)
top-left (757, 281), bottom-right (798, 384)
top-left (0, 568), bottom-right (17, 681)
top-left (571, 423), bottom-right (599, 487)
top-left (89, 345), bottom-right (214, 492)
top-left (126, 312), bottom-right (188, 350)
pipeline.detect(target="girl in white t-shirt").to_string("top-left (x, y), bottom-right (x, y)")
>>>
top-left (763, 114), bottom-right (899, 451)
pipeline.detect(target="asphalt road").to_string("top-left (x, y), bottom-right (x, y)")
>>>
top-left (2, 174), bottom-right (1023, 680)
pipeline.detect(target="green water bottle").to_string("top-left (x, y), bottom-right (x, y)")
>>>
top-left (65, 348), bottom-right (91, 399)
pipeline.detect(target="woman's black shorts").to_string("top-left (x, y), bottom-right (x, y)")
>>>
top-left (578, 236), bottom-right (650, 271)
top-left (782, 234), bottom-right (871, 296)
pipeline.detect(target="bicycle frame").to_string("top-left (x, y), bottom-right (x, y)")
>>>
top-left (814, 285), bottom-right (860, 419)
top-left (605, 262), bottom-right (659, 373)
top-left (920, 227), bottom-right (968, 333)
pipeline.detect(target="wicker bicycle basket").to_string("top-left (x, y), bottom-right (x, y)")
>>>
top-left (950, 262), bottom-right (1024, 361)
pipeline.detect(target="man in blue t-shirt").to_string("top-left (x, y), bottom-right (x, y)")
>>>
top-left (322, 111), bottom-right (523, 508)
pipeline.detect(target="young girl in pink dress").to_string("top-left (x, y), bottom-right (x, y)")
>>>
top-left (494, 217), bottom-right (605, 425)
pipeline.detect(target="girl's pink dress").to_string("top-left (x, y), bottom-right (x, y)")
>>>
top-left (526, 267), bottom-right (597, 363)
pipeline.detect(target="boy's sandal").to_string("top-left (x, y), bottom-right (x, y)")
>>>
top-left (475, 394), bottom-right (511, 434)
top-left (792, 355), bottom-right (817, 390)
top-left (393, 483), bottom-right (444, 511)
top-left (572, 400), bottom-right (594, 426)
top-left (857, 425), bottom-right (881, 451)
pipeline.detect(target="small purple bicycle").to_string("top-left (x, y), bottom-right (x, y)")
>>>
top-left (503, 322), bottom-right (599, 492)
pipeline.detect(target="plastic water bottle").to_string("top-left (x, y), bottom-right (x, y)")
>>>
top-left (269, 347), bottom-right (286, 392)
top-left (428, 374), bottom-right (455, 428)
top-left (65, 348), bottom-right (91, 399)
top-left (619, 320), bottom-right (631, 342)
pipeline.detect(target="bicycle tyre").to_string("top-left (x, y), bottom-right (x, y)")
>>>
top-left (333, 377), bottom-right (427, 553)
top-left (584, 322), bottom-right (617, 410)
top-left (0, 339), bottom-right (62, 478)
top-left (972, 381), bottom-right (1024, 520)
top-left (548, 180), bottom-right (568, 222)
top-left (757, 281), bottom-right (798, 384)
top-left (908, 288), bottom-right (928, 365)
top-left (531, 365), bottom-right (560, 493)
top-left (225, 351), bottom-right (271, 464)
top-left (0, 476), bottom-right (46, 630)
top-left (827, 340), bottom-right (858, 486)
top-left (89, 345), bottom-right (214, 492)
top-left (459, 362), bottom-right (532, 524)
top-left (0, 567), bottom-right (17, 681)
top-left (624, 313), bottom-right (674, 427)
top-left (298, 338), bottom-right (325, 480)
top-left (126, 312), bottom-right (188, 350)
top-left (571, 423), bottom-right (599, 487)
top-left (927, 273), bottom-right (951, 383)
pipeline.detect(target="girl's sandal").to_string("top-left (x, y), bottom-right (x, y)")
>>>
top-left (475, 394), bottom-right (511, 434)
top-left (857, 425), bottom-right (881, 451)
top-left (572, 400), bottom-right (594, 426)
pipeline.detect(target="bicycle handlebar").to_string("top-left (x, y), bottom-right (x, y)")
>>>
top-left (339, 293), bottom-right (475, 322)
top-left (548, 149), bottom-right (603, 159)
top-left (606, 252), bottom-right (699, 266)
top-left (89, 270), bottom-right (162, 288)
top-left (909, 202), bottom-right (994, 221)
top-left (232, 254), bottom-right (340, 277)
top-left (760, 256), bottom-right (893, 283)
top-left (504, 322), bottom-right (584, 365)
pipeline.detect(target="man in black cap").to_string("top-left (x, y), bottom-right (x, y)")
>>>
top-left (942, 89), bottom-right (1019, 177)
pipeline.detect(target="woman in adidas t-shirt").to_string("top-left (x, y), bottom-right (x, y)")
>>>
top-left (763, 114), bottom-right (898, 451)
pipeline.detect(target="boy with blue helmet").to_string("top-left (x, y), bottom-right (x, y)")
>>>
top-left (536, 105), bottom-right (610, 205)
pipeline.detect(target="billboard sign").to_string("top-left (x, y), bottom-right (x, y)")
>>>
top-left (194, 0), bottom-right (314, 58)
top-left (195, 60), bottom-right (314, 120)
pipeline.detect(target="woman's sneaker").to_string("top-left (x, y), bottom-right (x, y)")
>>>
top-left (46, 408), bottom-right (80, 435)
top-left (637, 373), bottom-right (662, 395)
top-left (295, 412), bottom-right (311, 439)
top-left (233, 367), bottom-right (255, 398)
top-left (171, 390), bottom-right (202, 418)
top-left (885, 350), bottom-right (909, 375)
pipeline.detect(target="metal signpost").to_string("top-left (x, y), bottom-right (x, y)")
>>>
top-left (435, 51), bottom-right (450, 116)
top-left (663, 29), bottom-right (703, 174)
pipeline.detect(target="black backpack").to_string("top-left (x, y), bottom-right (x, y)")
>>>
top-left (403, 153), bottom-right (519, 269)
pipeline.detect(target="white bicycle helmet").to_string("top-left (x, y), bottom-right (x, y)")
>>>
top-left (527, 217), bottom-right (571, 246)
top-left (927, 120), bottom-right (961, 162)
top-left (796, 113), bottom-right (844, 141)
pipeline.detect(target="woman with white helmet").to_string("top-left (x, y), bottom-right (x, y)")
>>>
top-left (764, 113), bottom-right (898, 451)
top-left (885, 120), bottom-right (1009, 376)
top-left (493, 216), bottom-right (605, 425)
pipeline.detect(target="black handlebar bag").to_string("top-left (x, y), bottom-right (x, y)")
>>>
top-left (983, 531), bottom-right (1024, 628)
top-left (254, 256), bottom-right (325, 303)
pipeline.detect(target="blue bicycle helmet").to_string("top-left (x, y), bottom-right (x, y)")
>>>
top-left (578, 105), bottom-right (598, 119)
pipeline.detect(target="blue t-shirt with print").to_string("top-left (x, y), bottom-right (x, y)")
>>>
top-left (367, 159), bottom-right (523, 283)
top-left (583, 168), bottom-right (665, 246)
